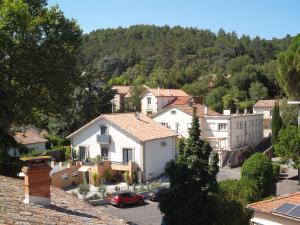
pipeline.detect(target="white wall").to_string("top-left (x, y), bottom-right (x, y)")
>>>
top-left (141, 91), bottom-right (176, 115)
top-left (253, 107), bottom-right (273, 119)
top-left (153, 108), bottom-right (193, 137)
top-left (252, 211), bottom-right (300, 225)
top-left (253, 107), bottom-right (273, 137)
top-left (144, 137), bottom-right (176, 180)
top-left (141, 92), bottom-right (158, 114)
top-left (230, 114), bottom-right (264, 149)
top-left (70, 118), bottom-right (143, 166)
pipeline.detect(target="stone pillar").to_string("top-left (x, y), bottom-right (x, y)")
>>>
top-left (21, 157), bottom-right (52, 205)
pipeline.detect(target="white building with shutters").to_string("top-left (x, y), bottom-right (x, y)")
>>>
top-left (153, 104), bottom-right (264, 167)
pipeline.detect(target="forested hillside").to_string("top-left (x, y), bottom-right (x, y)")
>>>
top-left (79, 25), bottom-right (292, 112)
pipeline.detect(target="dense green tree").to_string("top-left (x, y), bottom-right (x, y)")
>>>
top-left (158, 107), bottom-right (219, 225)
top-left (277, 34), bottom-right (300, 100)
top-left (0, 0), bottom-right (81, 131)
top-left (0, 0), bottom-right (81, 175)
top-left (249, 82), bottom-right (268, 101)
top-left (216, 178), bottom-right (260, 225)
top-left (205, 87), bottom-right (226, 112)
top-left (272, 100), bottom-right (283, 144)
top-left (241, 153), bottom-right (274, 197)
top-left (274, 126), bottom-right (300, 183)
top-left (280, 98), bottom-right (298, 127)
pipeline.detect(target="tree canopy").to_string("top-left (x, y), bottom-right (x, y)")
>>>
top-left (277, 34), bottom-right (300, 100)
top-left (0, 0), bottom-right (82, 135)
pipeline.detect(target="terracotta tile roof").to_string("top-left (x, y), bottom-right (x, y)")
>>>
top-left (67, 113), bottom-right (177, 142)
top-left (253, 100), bottom-right (276, 108)
top-left (14, 128), bottom-right (48, 145)
top-left (113, 86), bottom-right (131, 95)
top-left (144, 87), bottom-right (189, 97)
top-left (0, 175), bottom-right (126, 225)
top-left (171, 96), bottom-right (191, 105)
top-left (177, 104), bottom-right (220, 117)
top-left (248, 192), bottom-right (300, 214)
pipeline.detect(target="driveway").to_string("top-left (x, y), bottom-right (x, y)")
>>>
top-left (217, 167), bottom-right (241, 181)
top-left (97, 200), bottom-right (162, 225)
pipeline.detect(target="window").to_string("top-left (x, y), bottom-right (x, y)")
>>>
top-left (123, 148), bottom-right (133, 163)
top-left (251, 120), bottom-right (254, 127)
top-left (79, 146), bottom-right (86, 161)
top-left (100, 125), bottom-right (107, 135)
top-left (175, 123), bottom-right (180, 133)
top-left (236, 136), bottom-right (239, 144)
top-left (218, 123), bottom-right (227, 131)
top-left (240, 121), bottom-right (243, 129)
top-left (147, 97), bottom-right (151, 106)
top-left (161, 141), bottom-right (167, 146)
top-left (101, 147), bottom-right (109, 159)
top-left (171, 110), bottom-right (176, 115)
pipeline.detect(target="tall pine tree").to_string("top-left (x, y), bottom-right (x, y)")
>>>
top-left (272, 100), bottom-right (283, 144)
top-left (158, 107), bottom-right (219, 225)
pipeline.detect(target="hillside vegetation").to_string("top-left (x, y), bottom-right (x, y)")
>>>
top-left (79, 25), bottom-right (292, 112)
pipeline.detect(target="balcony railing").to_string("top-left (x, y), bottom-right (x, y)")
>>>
top-left (97, 134), bottom-right (111, 145)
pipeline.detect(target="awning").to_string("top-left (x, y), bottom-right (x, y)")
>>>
top-left (250, 217), bottom-right (282, 225)
top-left (78, 166), bottom-right (91, 172)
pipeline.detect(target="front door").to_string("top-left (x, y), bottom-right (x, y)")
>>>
top-left (123, 148), bottom-right (132, 163)
top-left (101, 147), bottom-right (109, 160)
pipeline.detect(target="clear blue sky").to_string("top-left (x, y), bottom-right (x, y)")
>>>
top-left (47, 0), bottom-right (299, 39)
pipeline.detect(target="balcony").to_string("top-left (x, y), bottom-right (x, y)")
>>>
top-left (97, 134), bottom-right (111, 145)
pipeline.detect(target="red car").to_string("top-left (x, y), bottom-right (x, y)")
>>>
top-left (109, 191), bottom-right (144, 208)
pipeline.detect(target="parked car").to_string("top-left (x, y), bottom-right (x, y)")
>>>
top-left (146, 187), bottom-right (168, 201)
top-left (109, 191), bottom-right (144, 208)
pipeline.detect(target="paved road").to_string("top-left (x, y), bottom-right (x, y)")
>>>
top-left (217, 167), bottom-right (241, 181)
top-left (97, 200), bottom-right (162, 225)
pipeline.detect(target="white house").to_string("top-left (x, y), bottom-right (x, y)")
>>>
top-left (153, 104), bottom-right (264, 167)
top-left (66, 113), bottom-right (177, 181)
top-left (253, 100), bottom-right (276, 137)
top-left (140, 87), bottom-right (190, 116)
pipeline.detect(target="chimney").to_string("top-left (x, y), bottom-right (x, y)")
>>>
top-left (21, 156), bottom-right (52, 205)
top-left (204, 106), bottom-right (208, 115)
top-left (244, 108), bottom-right (248, 114)
top-left (167, 89), bottom-right (170, 96)
top-left (223, 109), bottom-right (231, 115)
top-left (157, 87), bottom-right (160, 95)
top-left (236, 107), bottom-right (240, 114)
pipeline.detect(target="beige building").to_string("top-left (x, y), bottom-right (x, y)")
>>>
top-left (140, 87), bottom-right (190, 115)
top-left (248, 192), bottom-right (300, 225)
top-left (253, 100), bottom-right (276, 137)
top-left (112, 85), bottom-right (131, 112)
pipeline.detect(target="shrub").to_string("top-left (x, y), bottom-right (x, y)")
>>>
top-left (92, 172), bottom-right (98, 186)
top-left (219, 178), bottom-right (260, 206)
top-left (123, 171), bottom-right (131, 185)
top-left (104, 169), bottom-right (112, 182)
top-left (272, 163), bottom-right (281, 180)
top-left (79, 181), bottom-right (90, 200)
top-left (241, 153), bottom-right (274, 197)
